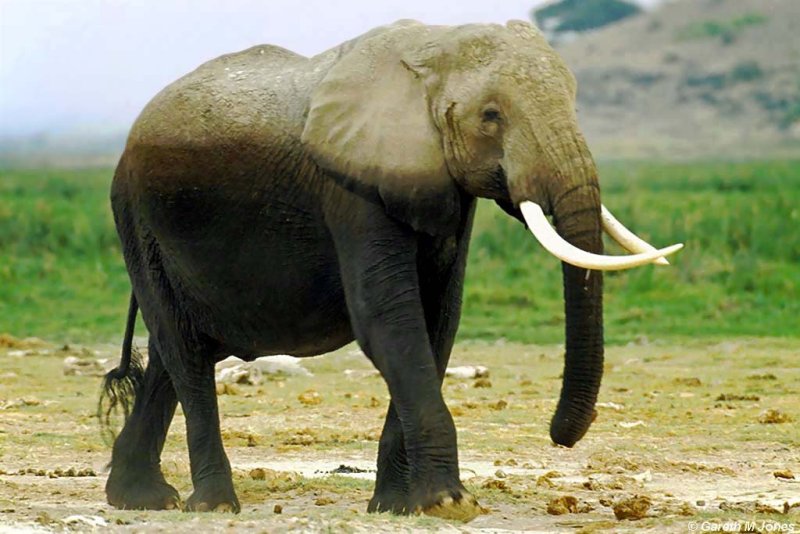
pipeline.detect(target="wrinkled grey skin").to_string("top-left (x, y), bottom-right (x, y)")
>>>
top-left (104, 20), bottom-right (603, 520)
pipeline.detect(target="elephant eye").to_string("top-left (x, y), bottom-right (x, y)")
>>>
top-left (481, 108), bottom-right (502, 123)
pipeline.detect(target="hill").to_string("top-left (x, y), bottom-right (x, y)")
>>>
top-left (557, 0), bottom-right (800, 159)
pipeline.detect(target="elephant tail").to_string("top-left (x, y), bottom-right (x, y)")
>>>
top-left (97, 291), bottom-right (145, 445)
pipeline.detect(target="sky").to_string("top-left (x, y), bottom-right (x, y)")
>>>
top-left (0, 0), bottom-right (662, 137)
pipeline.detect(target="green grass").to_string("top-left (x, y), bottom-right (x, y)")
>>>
top-left (465, 160), bottom-right (800, 343)
top-left (0, 161), bottom-right (798, 344)
top-left (0, 168), bottom-right (133, 341)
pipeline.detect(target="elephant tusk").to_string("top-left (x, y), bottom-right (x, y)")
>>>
top-left (601, 205), bottom-right (669, 266)
top-left (520, 201), bottom-right (683, 271)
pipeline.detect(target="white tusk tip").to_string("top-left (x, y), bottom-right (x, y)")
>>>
top-left (520, 201), bottom-right (685, 271)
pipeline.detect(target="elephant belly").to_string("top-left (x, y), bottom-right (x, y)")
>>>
top-left (140, 174), bottom-right (354, 358)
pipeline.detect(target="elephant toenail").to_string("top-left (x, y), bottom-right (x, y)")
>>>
top-left (194, 502), bottom-right (210, 512)
top-left (214, 503), bottom-right (234, 513)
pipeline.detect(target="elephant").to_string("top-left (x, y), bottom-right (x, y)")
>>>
top-left (99, 19), bottom-right (681, 520)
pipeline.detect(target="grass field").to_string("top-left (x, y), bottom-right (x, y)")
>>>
top-left (1, 160), bottom-right (798, 344)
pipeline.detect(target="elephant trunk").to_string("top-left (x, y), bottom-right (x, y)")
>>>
top-left (504, 111), bottom-right (680, 444)
top-left (549, 172), bottom-right (604, 447)
top-left (507, 131), bottom-right (605, 447)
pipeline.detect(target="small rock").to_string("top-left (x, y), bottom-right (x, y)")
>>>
top-left (755, 502), bottom-right (782, 514)
top-left (329, 465), bottom-right (369, 474)
top-left (63, 515), bottom-right (108, 527)
top-left (583, 479), bottom-right (601, 491)
top-left (314, 497), bottom-right (335, 506)
top-left (597, 402), bottom-right (624, 411)
top-left (62, 356), bottom-right (105, 377)
top-left (0, 334), bottom-right (49, 350)
top-left (758, 409), bottom-right (792, 424)
top-left (747, 373), bottom-right (777, 381)
top-left (674, 377), bottom-right (702, 387)
top-left (774, 470), bottom-right (795, 480)
top-left (34, 512), bottom-right (54, 526)
top-left (298, 390), bottom-right (322, 406)
top-left (696, 500), bottom-right (706, 506)
top-left (273, 504), bottom-right (283, 514)
top-left (0, 397), bottom-right (41, 410)
top-left (785, 502), bottom-right (800, 514)
top-left (481, 479), bottom-right (508, 491)
top-left (249, 468), bottom-right (267, 480)
top-left (446, 365), bottom-right (489, 379)
top-left (618, 421), bottom-right (645, 429)
top-left (613, 495), bottom-right (652, 520)
top-left (494, 469), bottom-right (506, 478)
top-left (216, 383), bottom-right (240, 396)
top-left (547, 496), bottom-right (578, 515)
top-left (537, 475), bottom-right (556, 488)
top-left (716, 393), bottom-right (760, 401)
top-left (473, 378), bottom-right (492, 388)
top-left (488, 400), bottom-right (507, 411)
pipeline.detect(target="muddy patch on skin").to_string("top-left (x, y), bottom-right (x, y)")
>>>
top-left (1, 339), bottom-right (799, 531)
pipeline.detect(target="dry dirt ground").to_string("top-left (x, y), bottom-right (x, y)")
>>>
top-left (1, 335), bottom-right (798, 533)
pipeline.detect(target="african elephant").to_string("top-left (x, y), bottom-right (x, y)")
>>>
top-left (100, 19), bottom-right (680, 520)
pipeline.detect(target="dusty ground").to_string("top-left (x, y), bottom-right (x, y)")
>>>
top-left (1, 335), bottom-right (799, 532)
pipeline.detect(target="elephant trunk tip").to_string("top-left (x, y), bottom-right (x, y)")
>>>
top-left (549, 408), bottom-right (597, 448)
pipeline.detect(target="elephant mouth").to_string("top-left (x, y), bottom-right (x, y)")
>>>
top-left (520, 202), bottom-right (683, 271)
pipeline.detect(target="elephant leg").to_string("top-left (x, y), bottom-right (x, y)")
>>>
top-left (156, 334), bottom-right (240, 513)
top-left (369, 200), bottom-right (478, 516)
top-left (369, 402), bottom-right (409, 513)
top-left (329, 200), bottom-right (480, 521)
top-left (106, 338), bottom-right (180, 510)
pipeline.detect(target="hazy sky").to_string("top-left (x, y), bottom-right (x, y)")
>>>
top-left (0, 0), bottom-right (661, 136)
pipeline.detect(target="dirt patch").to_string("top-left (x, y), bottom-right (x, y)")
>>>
top-left (1, 338), bottom-right (799, 531)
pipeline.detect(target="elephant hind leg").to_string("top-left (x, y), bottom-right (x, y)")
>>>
top-left (106, 337), bottom-right (180, 510)
top-left (154, 333), bottom-right (240, 513)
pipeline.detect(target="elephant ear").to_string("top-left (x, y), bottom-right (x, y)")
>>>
top-left (302, 23), bottom-right (460, 235)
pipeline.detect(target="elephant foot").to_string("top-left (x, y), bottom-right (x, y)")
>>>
top-left (367, 488), bottom-right (409, 515)
top-left (414, 487), bottom-right (484, 522)
top-left (184, 475), bottom-right (240, 513)
top-left (369, 483), bottom-right (483, 522)
top-left (106, 469), bottom-right (181, 510)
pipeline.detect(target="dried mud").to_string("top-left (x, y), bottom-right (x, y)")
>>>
top-left (1, 336), bottom-right (799, 532)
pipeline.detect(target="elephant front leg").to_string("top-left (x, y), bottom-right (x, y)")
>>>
top-left (369, 200), bottom-right (478, 518)
top-left (369, 402), bottom-right (410, 513)
top-left (330, 203), bottom-right (480, 521)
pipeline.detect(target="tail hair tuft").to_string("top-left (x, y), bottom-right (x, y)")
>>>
top-left (97, 346), bottom-right (145, 446)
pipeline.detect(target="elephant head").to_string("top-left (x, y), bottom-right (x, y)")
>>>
top-left (302, 20), bottom-right (681, 446)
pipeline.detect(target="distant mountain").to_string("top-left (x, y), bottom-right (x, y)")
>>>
top-left (556, 0), bottom-right (800, 158)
